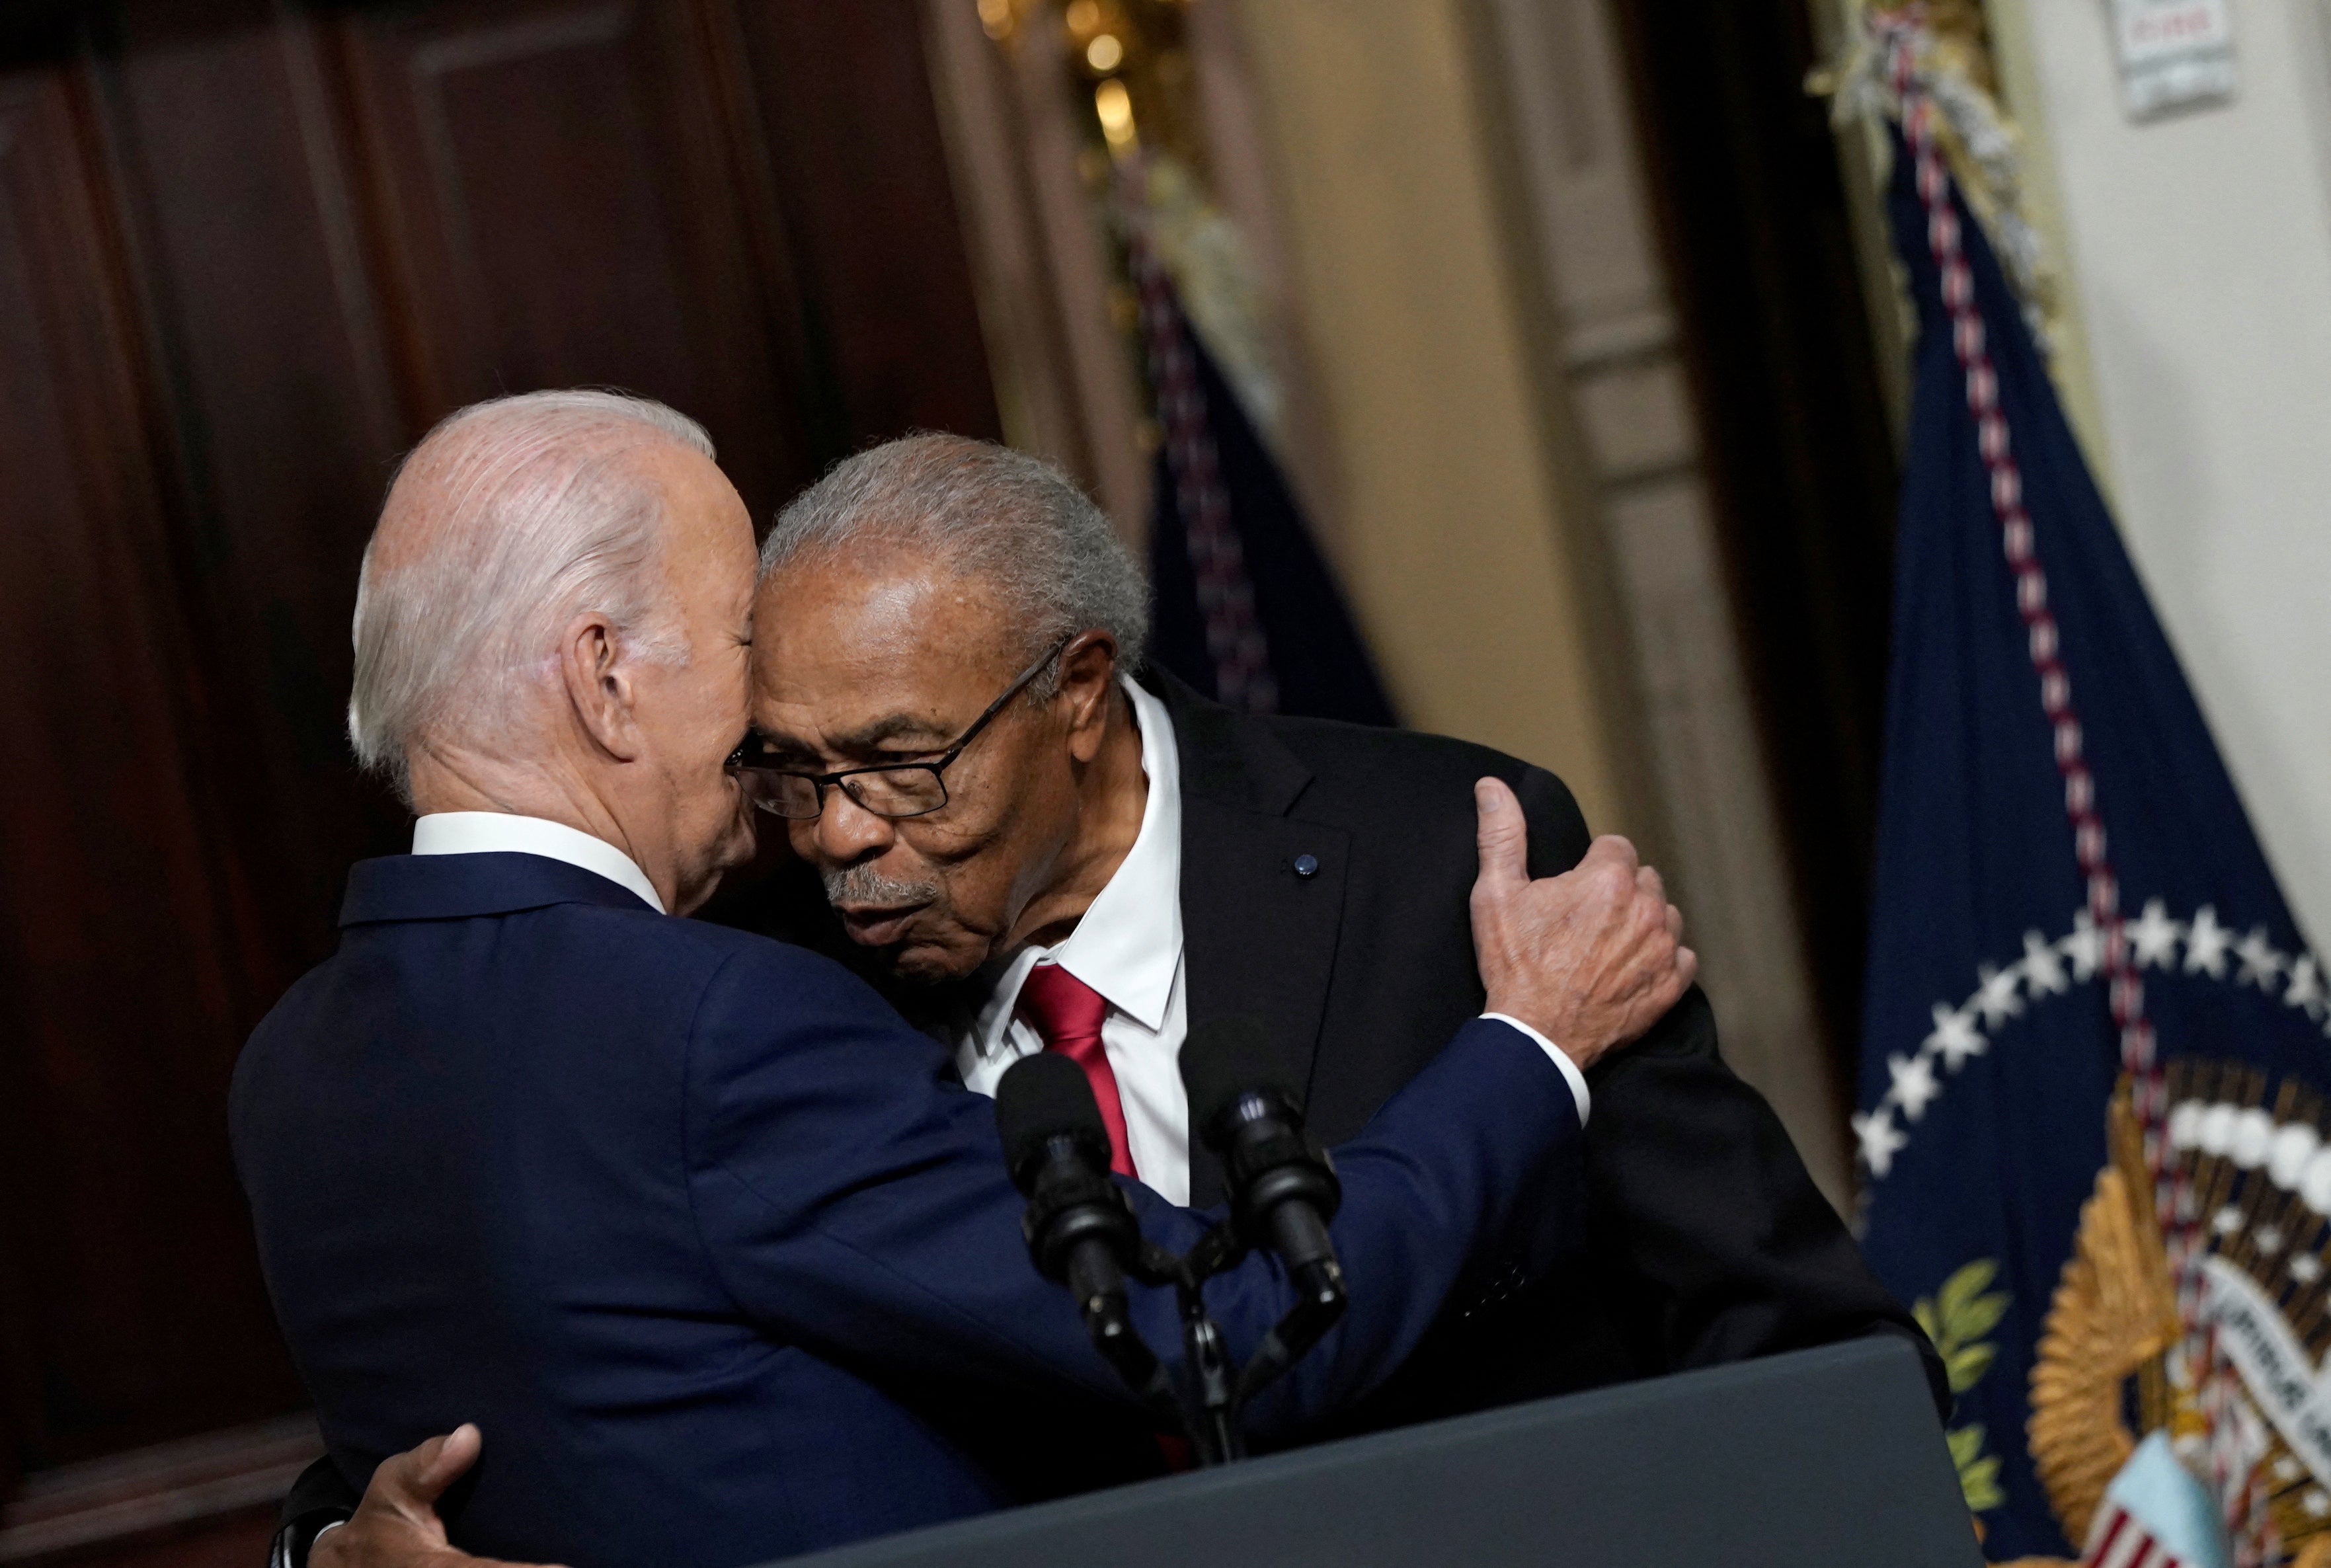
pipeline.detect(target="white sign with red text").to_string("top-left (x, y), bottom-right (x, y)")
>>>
top-left (2108, 0), bottom-right (2238, 118)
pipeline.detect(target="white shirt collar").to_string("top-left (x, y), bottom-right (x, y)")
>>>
top-left (411, 812), bottom-right (667, 914)
top-left (969, 677), bottom-right (1183, 1050)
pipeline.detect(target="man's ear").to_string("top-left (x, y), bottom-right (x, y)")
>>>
top-left (1058, 629), bottom-right (1119, 764)
top-left (558, 612), bottom-right (645, 762)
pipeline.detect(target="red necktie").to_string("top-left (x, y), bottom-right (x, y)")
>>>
top-left (1015, 963), bottom-right (1136, 1178)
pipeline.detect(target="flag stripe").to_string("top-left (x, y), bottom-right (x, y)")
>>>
top-left (2084, 1504), bottom-right (2129, 1568)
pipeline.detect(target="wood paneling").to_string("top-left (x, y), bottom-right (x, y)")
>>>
top-left (0, 65), bottom-right (295, 1466)
top-left (336, 0), bottom-right (820, 518)
top-left (0, 0), bottom-right (996, 1487)
top-left (99, 0), bottom-right (414, 965)
top-left (734, 0), bottom-right (1001, 448)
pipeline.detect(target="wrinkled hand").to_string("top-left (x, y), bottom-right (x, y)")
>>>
top-left (313, 1427), bottom-right (559, 1568)
top-left (1469, 777), bottom-right (1696, 1071)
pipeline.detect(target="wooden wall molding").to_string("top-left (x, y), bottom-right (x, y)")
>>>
top-left (0, 1415), bottom-right (319, 1563)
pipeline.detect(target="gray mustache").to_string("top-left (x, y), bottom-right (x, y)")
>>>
top-left (822, 863), bottom-right (940, 908)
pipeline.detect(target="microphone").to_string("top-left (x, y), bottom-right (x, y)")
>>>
top-left (1180, 1018), bottom-right (1345, 1302)
top-left (994, 1054), bottom-right (1150, 1366)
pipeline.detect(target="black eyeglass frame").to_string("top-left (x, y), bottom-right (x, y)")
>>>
top-left (727, 635), bottom-right (1079, 821)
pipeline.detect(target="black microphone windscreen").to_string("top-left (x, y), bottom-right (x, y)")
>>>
top-left (994, 1052), bottom-right (1108, 1187)
top-left (1179, 1015), bottom-right (1290, 1138)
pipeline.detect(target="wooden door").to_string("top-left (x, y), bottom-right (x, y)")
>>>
top-left (0, 0), bottom-right (997, 1490)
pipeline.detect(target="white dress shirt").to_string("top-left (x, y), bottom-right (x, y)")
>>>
top-left (956, 679), bottom-right (1195, 1197)
top-left (951, 679), bottom-right (1588, 1206)
top-left (411, 811), bottom-right (666, 913)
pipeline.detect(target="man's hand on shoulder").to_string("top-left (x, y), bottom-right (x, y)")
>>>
top-left (1468, 776), bottom-right (1696, 1072)
top-left (311, 1427), bottom-right (558, 1568)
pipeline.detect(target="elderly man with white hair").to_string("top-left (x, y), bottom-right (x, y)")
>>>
top-left (231, 390), bottom-right (1696, 1568)
top-left (342, 391), bottom-right (756, 912)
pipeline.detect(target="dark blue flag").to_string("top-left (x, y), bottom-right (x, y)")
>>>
top-left (1854, 47), bottom-right (2331, 1568)
top-left (1126, 225), bottom-right (1395, 726)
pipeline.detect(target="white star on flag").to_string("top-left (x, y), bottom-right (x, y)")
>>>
top-left (2185, 906), bottom-right (2233, 978)
top-left (2021, 929), bottom-right (2069, 994)
top-left (1973, 962), bottom-right (2025, 1027)
top-left (1888, 1052), bottom-right (1942, 1121)
top-left (1854, 1107), bottom-right (1907, 1176)
top-left (2127, 898), bottom-right (2182, 969)
top-left (2236, 927), bottom-right (2288, 991)
top-left (2064, 912), bottom-right (2106, 982)
top-left (1924, 1003), bottom-right (1987, 1071)
top-left (2287, 956), bottom-right (2328, 1019)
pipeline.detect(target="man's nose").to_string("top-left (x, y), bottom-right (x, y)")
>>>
top-left (814, 785), bottom-right (896, 861)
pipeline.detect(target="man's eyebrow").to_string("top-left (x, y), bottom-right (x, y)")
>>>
top-left (768, 711), bottom-right (955, 760)
top-left (840, 713), bottom-right (957, 750)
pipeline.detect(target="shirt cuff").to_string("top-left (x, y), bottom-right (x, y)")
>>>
top-left (1480, 1013), bottom-right (1591, 1128)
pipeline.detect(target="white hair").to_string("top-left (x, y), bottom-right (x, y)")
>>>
top-left (347, 389), bottom-right (715, 803)
top-left (758, 434), bottom-right (1149, 694)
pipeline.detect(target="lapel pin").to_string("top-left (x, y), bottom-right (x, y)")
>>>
top-left (1292, 853), bottom-right (1320, 878)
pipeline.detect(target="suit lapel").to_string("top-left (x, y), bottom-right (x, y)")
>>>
top-left (1158, 674), bottom-right (1350, 1206)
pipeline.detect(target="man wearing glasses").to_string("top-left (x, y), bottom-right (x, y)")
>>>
top-left (732, 432), bottom-right (1932, 1396)
top-left (284, 426), bottom-right (1934, 1568)
top-left (245, 396), bottom-right (1698, 1568)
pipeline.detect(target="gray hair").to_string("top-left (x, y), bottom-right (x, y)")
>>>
top-left (347, 389), bottom-right (715, 803)
top-left (757, 434), bottom-right (1149, 691)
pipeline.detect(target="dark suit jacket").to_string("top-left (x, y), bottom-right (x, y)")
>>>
top-left (234, 851), bottom-right (1586, 1568)
top-left (1133, 673), bottom-right (1942, 1426)
top-left (735, 672), bottom-right (1939, 1416)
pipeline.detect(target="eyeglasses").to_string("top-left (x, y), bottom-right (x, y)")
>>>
top-left (727, 637), bottom-right (1075, 821)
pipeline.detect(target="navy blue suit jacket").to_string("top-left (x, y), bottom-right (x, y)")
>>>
top-left (231, 852), bottom-right (1583, 1568)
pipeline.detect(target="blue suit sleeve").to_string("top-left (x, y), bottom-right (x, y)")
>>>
top-left (683, 945), bottom-right (1582, 1437)
top-left (1167, 1017), bottom-right (1587, 1438)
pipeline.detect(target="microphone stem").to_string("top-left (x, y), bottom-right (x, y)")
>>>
top-left (1176, 1272), bottom-right (1244, 1464)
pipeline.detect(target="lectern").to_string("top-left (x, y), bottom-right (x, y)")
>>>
top-left (780, 1335), bottom-right (1976, 1568)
